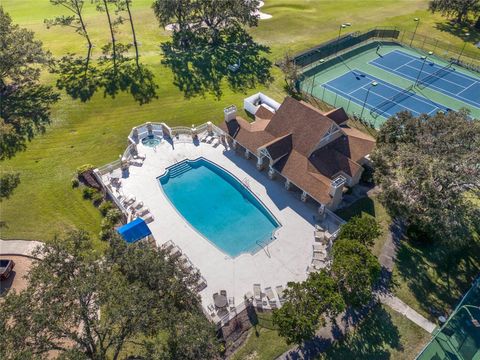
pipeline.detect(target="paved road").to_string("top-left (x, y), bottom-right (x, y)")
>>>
top-left (0, 239), bottom-right (43, 258)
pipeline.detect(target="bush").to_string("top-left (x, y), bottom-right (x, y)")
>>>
top-left (91, 191), bottom-right (104, 206)
top-left (76, 164), bottom-right (95, 175)
top-left (99, 201), bottom-right (114, 216)
top-left (82, 187), bottom-right (97, 200)
top-left (71, 177), bottom-right (79, 188)
top-left (105, 209), bottom-right (122, 225)
top-left (99, 228), bottom-right (114, 241)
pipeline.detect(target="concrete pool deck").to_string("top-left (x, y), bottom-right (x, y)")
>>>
top-left (101, 136), bottom-right (343, 321)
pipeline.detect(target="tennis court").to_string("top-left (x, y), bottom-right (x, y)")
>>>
top-left (370, 49), bottom-right (480, 108)
top-left (322, 70), bottom-right (448, 118)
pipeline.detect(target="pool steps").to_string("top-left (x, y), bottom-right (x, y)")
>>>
top-left (168, 162), bottom-right (193, 178)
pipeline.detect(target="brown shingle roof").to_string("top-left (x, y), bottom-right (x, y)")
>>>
top-left (218, 97), bottom-right (375, 205)
top-left (255, 105), bottom-right (275, 121)
top-left (259, 133), bottom-right (292, 162)
top-left (323, 108), bottom-right (349, 125)
top-left (265, 97), bottom-right (334, 156)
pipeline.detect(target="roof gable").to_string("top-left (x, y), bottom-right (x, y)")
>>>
top-left (265, 97), bottom-right (336, 156)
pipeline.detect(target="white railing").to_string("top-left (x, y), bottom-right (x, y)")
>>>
top-left (96, 159), bottom-right (122, 176)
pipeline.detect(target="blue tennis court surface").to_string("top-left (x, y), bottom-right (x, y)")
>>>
top-left (322, 70), bottom-right (449, 118)
top-left (370, 49), bottom-right (480, 108)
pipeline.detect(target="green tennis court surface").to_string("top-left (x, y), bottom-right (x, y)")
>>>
top-left (299, 42), bottom-right (480, 128)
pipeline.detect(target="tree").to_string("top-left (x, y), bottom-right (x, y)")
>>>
top-left (0, 231), bottom-right (220, 359)
top-left (0, 172), bottom-right (20, 200)
top-left (338, 214), bottom-right (382, 247)
top-left (331, 239), bottom-right (381, 307)
top-left (272, 270), bottom-right (345, 345)
top-left (152, 0), bottom-right (260, 50)
top-left (0, 7), bottom-right (59, 159)
top-left (371, 110), bottom-right (480, 247)
top-left (279, 52), bottom-right (300, 96)
top-left (429, 0), bottom-right (480, 23)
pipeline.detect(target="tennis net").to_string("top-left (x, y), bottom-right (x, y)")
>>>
top-left (416, 62), bottom-right (454, 89)
top-left (370, 85), bottom-right (415, 118)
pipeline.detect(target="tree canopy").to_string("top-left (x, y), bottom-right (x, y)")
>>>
top-left (429, 0), bottom-right (480, 23)
top-left (0, 7), bottom-right (59, 160)
top-left (338, 214), bottom-right (382, 247)
top-left (331, 239), bottom-right (382, 307)
top-left (272, 270), bottom-right (345, 345)
top-left (371, 110), bottom-right (480, 246)
top-left (0, 231), bottom-right (220, 359)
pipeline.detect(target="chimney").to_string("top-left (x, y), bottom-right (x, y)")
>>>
top-left (224, 105), bottom-right (237, 122)
top-left (329, 175), bottom-right (346, 209)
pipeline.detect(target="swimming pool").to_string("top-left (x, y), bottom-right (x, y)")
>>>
top-left (159, 158), bottom-right (280, 257)
top-left (142, 135), bottom-right (161, 147)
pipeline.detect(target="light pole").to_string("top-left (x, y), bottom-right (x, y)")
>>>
top-left (360, 81), bottom-right (378, 119)
top-left (410, 17), bottom-right (420, 47)
top-left (335, 23), bottom-right (351, 55)
top-left (458, 32), bottom-right (470, 62)
top-left (415, 51), bottom-right (433, 85)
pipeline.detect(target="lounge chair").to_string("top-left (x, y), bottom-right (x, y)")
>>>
top-left (211, 138), bottom-right (220, 147)
top-left (137, 207), bottom-right (149, 217)
top-left (265, 287), bottom-right (277, 307)
top-left (129, 200), bottom-right (143, 210)
top-left (313, 244), bottom-right (324, 252)
top-left (142, 213), bottom-right (154, 224)
top-left (311, 259), bottom-right (326, 269)
top-left (197, 276), bottom-right (207, 291)
top-left (306, 265), bottom-right (317, 274)
top-left (169, 246), bottom-right (182, 258)
top-left (313, 252), bottom-right (326, 261)
top-left (253, 284), bottom-right (262, 301)
top-left (275, 285), bottom-right (285, 304)
top-left (314, 230), bottom-right (325, 242)
top-left (123, 195), bottom-right (136, 206)
top-left (228, 297), bottom-right (235, 310)
top-left (161, 240), bottom-right (174, 252)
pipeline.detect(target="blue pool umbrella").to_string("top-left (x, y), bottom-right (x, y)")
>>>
top-left (117, 218), bottom-right (152, 243)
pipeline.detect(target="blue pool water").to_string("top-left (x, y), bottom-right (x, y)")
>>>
top-left (159, 158), bottom-right (280, 257)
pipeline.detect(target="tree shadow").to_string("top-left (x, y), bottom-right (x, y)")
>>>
top-left (434, 20), bottom-right (480, 49)
top-left (161, 28), bottom-right (273, 99)
top-left (322, 305), bottom-right (402, 360)
top-left (53, 49), bottom-right (158, 105)
top-left (395, 236), bottom-right (480, 319)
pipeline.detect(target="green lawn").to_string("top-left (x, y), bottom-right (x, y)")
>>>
top-left (1, 0), bottom-right (478, 245)
top-left (230, 312), bottom-right (290, 360)
top-left (318, 305), bottom-right (431, 360)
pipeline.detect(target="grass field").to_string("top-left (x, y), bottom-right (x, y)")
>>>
top-left (1, 0), bottom-right (478, 245)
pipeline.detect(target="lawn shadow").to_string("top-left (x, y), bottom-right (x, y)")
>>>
top-left (335, 197), bottom-right (376, 221)
top-left (161, 28), bottom-right (273, 99)
top-left (321, 305), bottom-right (402, 360)
top-left (434, 20), bottom-right (480, 47)
top-left (394, 236), bottom-right (480, 319)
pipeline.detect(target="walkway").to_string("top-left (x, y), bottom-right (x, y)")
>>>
top-left (0, 239), bottom-right (43, 258)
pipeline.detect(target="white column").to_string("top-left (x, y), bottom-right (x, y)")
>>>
top-left (301, 190), bottom-right (308, 202)
top-left (284, 179), bottom-right (291, 190)
top-left (207, 121), bottom-right (213, 134)
top-left (245, 149), bottom-right (251, 159)
top-left (256, 156), bottom-right (263, 170)
top-left (232, 140), bottom-right (237, 149)
top-left (268, 165), bottom-right (275, 179)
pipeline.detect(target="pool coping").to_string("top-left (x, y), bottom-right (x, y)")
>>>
top-left (156, 156), bottom-right (282, 259)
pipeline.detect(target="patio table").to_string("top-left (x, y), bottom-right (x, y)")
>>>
top-left (214, 294), bottom-right (228, 308)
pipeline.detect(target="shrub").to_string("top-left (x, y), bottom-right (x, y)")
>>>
top-left (82, 187), bottom-right (97, 200)
top-left (338, 214), bottom-right (382, 247)
top-left (104, 209), bottom-right (122, 226)
top-left (99, 201), bottom-right (114, 216)
top-left (91, 191), bottom-right (104, 206)
top-left (99, 228), bottom-right (114, 241)
top-left (71, 177), bottom-right (79, 188)
top-left (76, 164), bottom-right (95, 175)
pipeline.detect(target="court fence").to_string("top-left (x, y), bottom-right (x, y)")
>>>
top-left (292, 27), bottom-right (480, 74)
